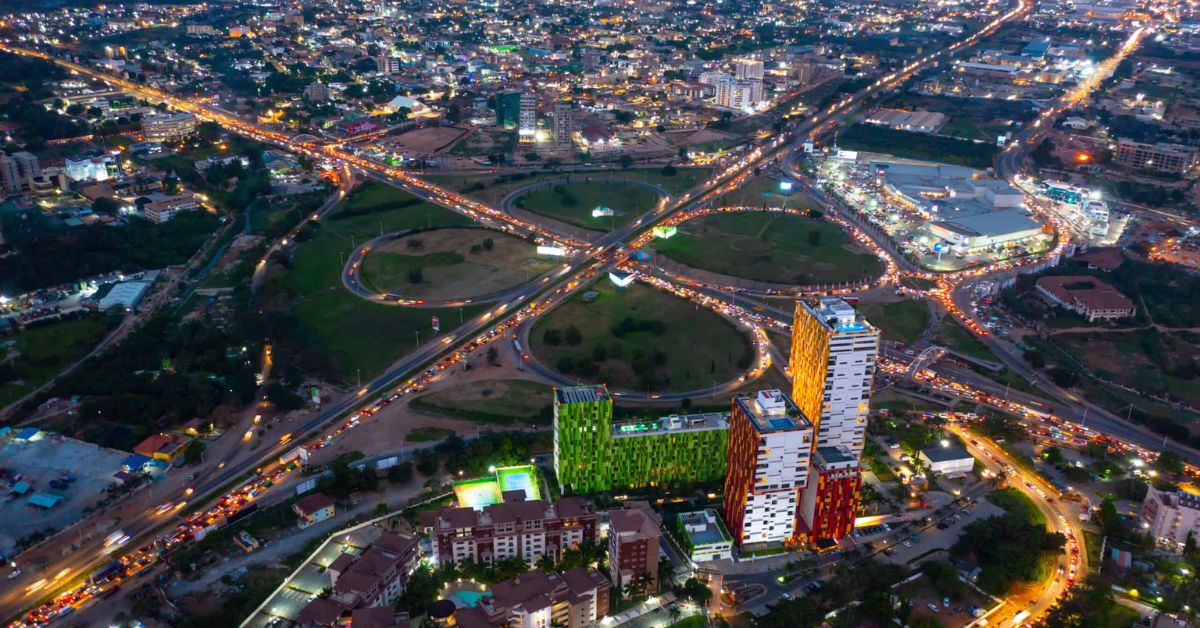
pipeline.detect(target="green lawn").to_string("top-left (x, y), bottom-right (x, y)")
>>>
top-left (284, 182), bottom-right (487, 380)
top-left (713, 175), bottom-right (817, 209)
top-left (513, 181), bottom-right (662, 231)
top-left (652, 212), bottom-right (883, 286)
top-left (410, 379), bottom-right (553, 425)
top-left (418, 167), bottom-right (713, 207)
top-left (859, 300), bottom-right (930, 345)
top-left (934, 316), bottom-right (1000, 362)
top-left (0, 316), bottom-right (112, 407)
top-left (359, 228), bottom-right (555, 299)
top-left (530, 280), bottom-right (752, 392)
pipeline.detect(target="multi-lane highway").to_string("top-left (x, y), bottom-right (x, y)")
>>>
top-left (0, 2), bottom-right (1047, 623)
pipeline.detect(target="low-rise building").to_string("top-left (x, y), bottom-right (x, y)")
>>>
top-left (132, 433), bottom-right (189, 464)
top-left (676, 509), bottom-right (734, 563)
top-left (420, 496), bottom-right (598, 567)
top-left (296, 532), bottom-right (420, 625)
top-left (607, 502), bottom-right (660, 594)
top-left (1034, 275), bottom-right (1136, 322)
top-left (1141, 485), bottom-right (1200, 552)
top-left (293, 492), bottom-right (336, 529)
top-left (918, 446), bottom-right (975, 475)
top-left (452, 568), bottom-right (611, 628)
top-left (1115, 138), bottom-right (1199, 175)
top-left (141, 112), bottom-right (197, 141)
top-left (143, 193), bottom-right (199, 223)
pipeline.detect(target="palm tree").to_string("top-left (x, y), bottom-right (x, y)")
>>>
top-left (658, 556), bottom-right (676, 592)
top-left (535, 554), bottom-right (556, 573)
top-left (668, 605), bottom-right (682, 624)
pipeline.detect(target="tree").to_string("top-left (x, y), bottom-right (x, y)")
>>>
top-left (486, 346), bottom-right (499, 365)
top-left (543, 328), bottom-right (563, 346)
top-left (619, 154), bottom-right (634, 169)
top-left (535, 554), bottom-right (556, 573)
top-left (162, 175), bottom-right (180, 196)
top-left (183, 440), bottom-right (206, 465)
top-left (1023, 350), bottom-right (1046, 369)
top-left (1048, 366), bottom-right (1078, 388)
top-left (1041, 446), bottom-right (1066, 466)
top-left (668, 605), bottom-right (682, 624)
top-left (93, 196), bottom-right (122, 215)
top-left (1155, 450), bottom-right (1183, 475)
top-left (564, 325), bottom-right (582, 346)
top-left (657, 556), bottom-right (675, 592)
top-left (386, 462), bottom-right (413, 484)
top-left (808, 228), bottom-right (821, 247)
top-left (756, 597), bottom-right (822, 628)
top-left (679, 578), bottom-right (712, 605)
top-left (407, 267), bottom-right (424, 284)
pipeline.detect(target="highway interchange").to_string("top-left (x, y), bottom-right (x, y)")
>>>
top-left (2, 1), bottom-right (1192, 624)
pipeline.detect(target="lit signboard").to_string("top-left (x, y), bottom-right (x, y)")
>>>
top-left (537, 245), bottom-right (567, 257)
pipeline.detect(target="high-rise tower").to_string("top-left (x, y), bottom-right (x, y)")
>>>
top-left (722, 390), bottom-right (814, 546)
top-left (789, 297), bottom-right (880, 459)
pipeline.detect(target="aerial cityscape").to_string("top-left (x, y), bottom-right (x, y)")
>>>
top-left (0, 0), bottom-right (1198, 626)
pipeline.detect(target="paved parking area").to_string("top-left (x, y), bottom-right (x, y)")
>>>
top-left (0, 434), bottom-right (128, 552)
top-left (244, 526), bottom-right (382, 628)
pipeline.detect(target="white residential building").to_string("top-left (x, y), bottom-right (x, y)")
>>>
top-left (1142, 485), bottom-right (1200, 552)
top-left (722, 389), bottom-right (815, 546)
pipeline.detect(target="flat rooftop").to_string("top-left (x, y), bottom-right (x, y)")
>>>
top-left (734, 390), bottom-right (811, 433)
top-left (920, 446), bottom-right (973, 463)
top-left (611, 412), bottom-right (728, 438)
top-left (680, 510), bottom-right (733, 546)
top-left (816, 446), bottom-right (856, 465)
top-left (803, 296), bottom-right (876, 334)
top-left (555, 385), bottom-right (610, 405)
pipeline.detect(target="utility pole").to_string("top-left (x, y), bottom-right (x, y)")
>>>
top-left (1097, 535), bottom-right (1108, 574)
top-left (415, 330), bottom-right (420, 348)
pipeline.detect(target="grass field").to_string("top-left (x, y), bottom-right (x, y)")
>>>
top-left (530, 280), bottom-right (752, 392)
top-left (0, 316), bottom-right (111, 407)
top-left (284, 182), bottom-right (486, 379)
top-left (1045, 331), bottom-right (1200, 409)
top-left (410, 379), bottom-right (553, 425)
top-left (713, 176), bottom-right (817, 209)
top-left (859, 300), bottom-right (930, 345)
top-left (515, 181), bottom-right (663, 231)
top-left (934, 316), bottom-right (1000, 362)
top-left (419, 167), bottom-right (713, 207)
top-left (360, 228), bottom-right (555, 299)
top-left (652, 212), bottom-right (883, 285)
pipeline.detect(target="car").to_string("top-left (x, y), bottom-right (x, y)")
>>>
top-left (928, 603), bottom-right (940, 613)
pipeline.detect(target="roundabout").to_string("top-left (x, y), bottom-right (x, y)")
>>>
top-left (501, 176), bottom-right (670, 232)
top-left (343, 226), bottom-right (559, 307)
top-left (524, 278), bottom-right (769, 399)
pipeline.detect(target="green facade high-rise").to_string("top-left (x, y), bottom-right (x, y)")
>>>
top-left (553, 385), bottom-right (729, 494)
top-left (495, 89), bottom-right (523, 128)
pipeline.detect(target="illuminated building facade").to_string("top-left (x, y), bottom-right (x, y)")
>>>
top-left (553, 385), bottom-right (728, 494)
top-left (799, 446), bottom-right (863, 550)
top-left (790, 297), bottom-right (879, 458)
top-left (722, 390), bottom-right (813, 546)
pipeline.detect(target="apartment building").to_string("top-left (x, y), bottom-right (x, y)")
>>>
top-left (1141, 485), bottom-right (1200, 552)
top-left (1115, 138), bottom-right (1199, 175)
top-left (607, 502), bottom-right (661, 594)
top-left (452, 568), bottom-right (611, 628)
top-left (296, 533), bottom-right (420, 626)
top-left (421, 496), bottom-right (599, 567)
top-left (722, 390), bottom-right (814, 546)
